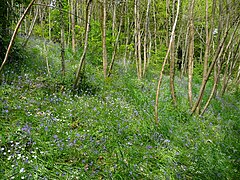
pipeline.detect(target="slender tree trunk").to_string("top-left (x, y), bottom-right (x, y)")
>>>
top-left (108, 15), bottom-right (123, 77)
top-left (71, 0), bottom-right (76, 52)
top-left (196, 0), bottom-right (216, 114)
top-left (155, 0), bottom-right (181, 125)
top-left (143, 0), bottom-right (151, 76)
top-left (191, 21), bottom-right (231, 114)
top-left (59, 0), bottom-right (65, 76)
top-left (153, 0), bottom-right (157, 54)
top-left (112, 0), bottom-right (116, 46)
top-left (196, 0), bottom-right (215, 114)
top-left (123, 0), bottom-right (129, 70)
top-left (181, 21), bottom-right (189, 78)
top-left (136, 0), bottom-right (142, 79)
top-left (44, 40), bottom-right (51, 76)
top-left (220, 22), bottom-right (239, 94)
top-left (212, 0), bottom-right (224, 97)
top-left (49, 3), bottom-right (51, 40)
top-left (101, 0), bottom-right (108, 78)
top-left (134, 0), bottom-right (139, 78)
top-left (203, 0), bottom-right (210, 82)
top-left (147, 31), bottom-right (152, 66)
top-left (0, 0), bottom-right (36, 72)
top-left (169, 0), bottom-right (177, 106)
top-left (188, 0), bottom-right (195, 108)
top-left (222, 39), bottom-right (240, 96)
top-left (74, 0), bottom-right (93, 89)
top-left (200, 44), bottom-right (225, 115)
top-left (166, 0), bottom-right (170, 47)
top-left (24, 13), bottom-right (28, 35)
top-left (236, 61), bottom-right (240, 84)
top-left (23, 7), bottom-right (38, 47)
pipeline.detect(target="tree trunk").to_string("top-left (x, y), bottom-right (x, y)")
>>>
top-left (165, 0), bottom-right (170, 48)
top-left (188, 0), bottom-right (195, 108)
top-left (0, 0), bottom-right (37, 72)
top-left (200, 44), bottom-right (225, 115)
top-left (196, 0), bottom-right (215, 114)
top-left (23, 7), bottom-right (38, 47)
top-left (181, 21), bottom-right (189, 78)
top-left (71, 0), bottom-right (76, 52)
top-left (191, 19), bottom-right (231, 114)
top-left (48, 3), bottom-right (51, 40)
top-left (136, 0), bottom-right (142, 79)
top-left (44, 40), bottom-right (51, 76)
top-left (108, 15), bottom-right (123, 77)
top-left (73, 0), bottom-right (93, 89)
top-left (153, 0), bottom-right (157, 54)
top-left (155, 0), bottom-right (181, 125)
top-left (169, 0), bottom-right (177, 106)
top-left (112, 0), bottom-right (116, 46)
top-left (222, 39), bottom-right (240, 96)
top-left (101, 0), bottom-right (108, 78)
top-left (134, 0), bottom-right (139, 78)
top-left (59, 0), bottom-right (65, 76)
top-left (123, 0), bottom-right (129, 70)
top-left (143, 0), bottom-right (151, 76)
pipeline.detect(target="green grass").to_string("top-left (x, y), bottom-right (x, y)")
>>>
top-left (0, 38), bottom-right (239, 179)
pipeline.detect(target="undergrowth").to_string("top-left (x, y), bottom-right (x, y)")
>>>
top-left (0, 37), bottom-right (239, 179)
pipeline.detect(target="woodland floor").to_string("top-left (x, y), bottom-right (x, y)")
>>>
top-left (0, 38), bottom-right (239, 179)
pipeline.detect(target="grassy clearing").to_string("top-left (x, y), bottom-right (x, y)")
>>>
top-left (0, 38), bottom-right (239, 179)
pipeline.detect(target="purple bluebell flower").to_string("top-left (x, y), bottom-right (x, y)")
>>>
top-left (146, 145), bottom-right (153, 149)
top-left (22, 124), bottom-right (31, 134)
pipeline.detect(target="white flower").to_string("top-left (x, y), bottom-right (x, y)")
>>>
top-left (20, 168), bottom-right (25, 173)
